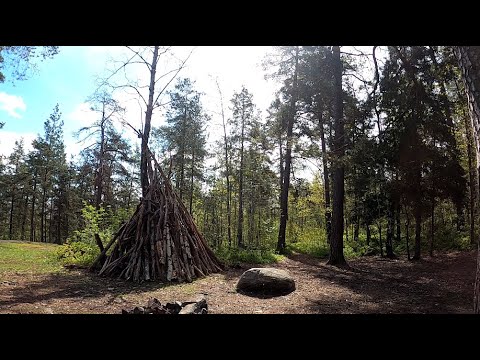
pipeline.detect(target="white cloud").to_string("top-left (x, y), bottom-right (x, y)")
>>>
top-left (0, 131), bottom-right (36, 159)
top-left (0, 92), bottom-right (27, 119)
top-left (63, 102), bottom-right (98, 159)
top-left (65, 102), bottom-right (97, 125)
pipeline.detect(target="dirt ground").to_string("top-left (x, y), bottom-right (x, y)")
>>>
top-left (0, 250), bottom-right (476, 314)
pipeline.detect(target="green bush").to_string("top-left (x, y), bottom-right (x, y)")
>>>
top-left (56, 202), bottom-right (134, 267)
top-left (214, 246), bottom-right (284, 266)
top-left (56, 240), bottom-right (99, 267)
top-left (287, 241), bottom-right (330, 258)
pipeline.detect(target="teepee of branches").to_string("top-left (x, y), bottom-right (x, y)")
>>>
top-left (91, 148), bottom-right (223, 282)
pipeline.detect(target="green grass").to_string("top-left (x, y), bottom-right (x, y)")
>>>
top-left (0, 240), bottom-right (64, 277)
top-left (287, 241), bottom-right (330, 258)
top-left (287, 237), bottom-right (376, 259)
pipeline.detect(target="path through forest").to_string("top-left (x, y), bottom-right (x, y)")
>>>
top-left (0, 250), bottom-right (476, 314)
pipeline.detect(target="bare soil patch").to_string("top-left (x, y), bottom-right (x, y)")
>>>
top-left (0, 250), bottom-right (476, 314)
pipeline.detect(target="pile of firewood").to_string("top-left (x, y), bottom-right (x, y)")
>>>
top-left (92, 150), bottom-right (223, 282)
top-left (122, 297), bottom-right (208, 314)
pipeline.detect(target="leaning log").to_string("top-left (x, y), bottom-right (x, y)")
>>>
top-left (94, 148), bottom-right (223, 282)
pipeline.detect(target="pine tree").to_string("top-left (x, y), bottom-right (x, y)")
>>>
top-left (31, 104), bottom-right (68, 243)
top-left (327, 46), bottom-right (348, 266)
top-left (154, 78), bottom-right (208, 215)
top-left (5, 140), bottom-right (28, 240)
top-left (230, 86), bottom-right (258, 248)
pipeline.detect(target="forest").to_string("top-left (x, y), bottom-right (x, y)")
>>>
top-left (0, 45), bottom-right (479, 314)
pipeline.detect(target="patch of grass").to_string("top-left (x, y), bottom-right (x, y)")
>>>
top-left (287, 237), bottom-right (375, 260)
top-left (0, 241), bottom-right (64, 277)
top-left (287, 241), bottom-right (330, 258)
top-left (215, 247), bottom-right (284, 267)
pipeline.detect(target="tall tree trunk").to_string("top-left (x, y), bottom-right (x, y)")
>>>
top-left (8, 183), bottom-right (15, 240)
top-left (95, 107), bottom-right (105, 210)
top-left (386, 195), bottom-right (395, 258)
top-left (395, 173), bottom-right (401, 242)
top-left (396, 199), bottom-right (401, 242)
top-left (277, 46), bottom-right (299, 254)
top-left (232, 194), bottom-right (237, 242)
top-left (65, 179), bottom-right (70, 243)
top-left (354, 216), bottom-right (359, 242)
top-left (366, 224), bottom-right (371, 246)
top-left (219, 199), bottom-right (224, 246)
top-left (413, 203), bottom-right (422, 260)
top-left (256, 210), bottom-right (261, 247)
top-left (56, 201), bottom-right (61, 244)
top-left (351, 127), bottom-right (358, 243)
top-left (455, 46), bottom-right (480, 313)
top-left (378, 222), bottom-right (383, 257)
top-left (457, 87), bottom-right (479, 244)
top-left (30, 170), bottom-right (37, 242)
top-left (40, 172), bottom-right (47, 243)
top-left (318, 102), bottom-right (332, 244)
top-left (179, 106), bottom-right (187, 200)
top-left (216, 80), bottom-right (232, 247)
top-left (345, 208), bottom-right (349, 242)
top-left (93, 104), bottom-right (106, 253)
top-left (456, 75), bottom-right (478, 244)
top-left (21, 192), bottom-right (28, 240)
top-left (430, 197), bottom-right (435, 257)
top-left (327, 46), bottom-right (347, 267)
top-left (48, 199), bottom-right (53, 243)
top-left (430, 136), bottom-right (436, 257)
top-left (249, 178), bottom-right (255, 245)
top-left (140, 45), bottom-right (159, 198)
top-left (465, 110), bottom-right (478, 244)
top-left (278, 132), bottom-right (284, 208)
top-left (189, 148), bottom-right (195, 215)
top-left (237, 102), bottom-right (246, 249)
top-left (405, 207), bottom-right (411, 260)
top-left (248, 194), bottom-right (254, 246)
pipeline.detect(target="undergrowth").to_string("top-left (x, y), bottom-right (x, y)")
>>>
top-left (214, 246), bottom-right (284, 266)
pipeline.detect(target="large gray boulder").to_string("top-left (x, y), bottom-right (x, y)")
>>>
top-left (236, 268), bottom-right (296, 296)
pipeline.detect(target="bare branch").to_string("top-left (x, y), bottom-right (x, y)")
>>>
top-left (78, 142), bottom-right (98, 151)
top-left (340, 50), bottom-right (373, 57)
top-left (96, 52), bottom-right (138, 91)
top-left (153, 99), bottom-right (173, 110)
top-left (370, 46), bottom-right (380, 96)
top-left (344, 72), bottom-right (371, 86)
top-left (154, 67), bottom-right (187, 85)
top-left (125, 46), bottom-right (152, 70)
top-left (157, 46), bottom-right (172, 57)
top-left (153, 49), bottom-right (194, 106)
top-left (76, 129), bottom-right (101, 144)
top-left (112, 84), bottom-right (148, 107)
top-left (121, 119), bottom-right (142, 138)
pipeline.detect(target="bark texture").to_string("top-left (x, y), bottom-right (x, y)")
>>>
top-left (455, 46), bottom-right (480, 313)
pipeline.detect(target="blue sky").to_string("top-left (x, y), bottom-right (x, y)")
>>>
top-left (2, 47), bottom-right (99, 129)
top-left (0, 46), bottom-right (108, 158)
top-left (0, 46), bottom-right (278, 161)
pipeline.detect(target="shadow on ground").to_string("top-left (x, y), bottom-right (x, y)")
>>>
top-left (284, 251), bottom-right (476, 313)
top-left (0, 250), bottom-right (476, 314)
top-left (0, 270), bottom-right (186, 308)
